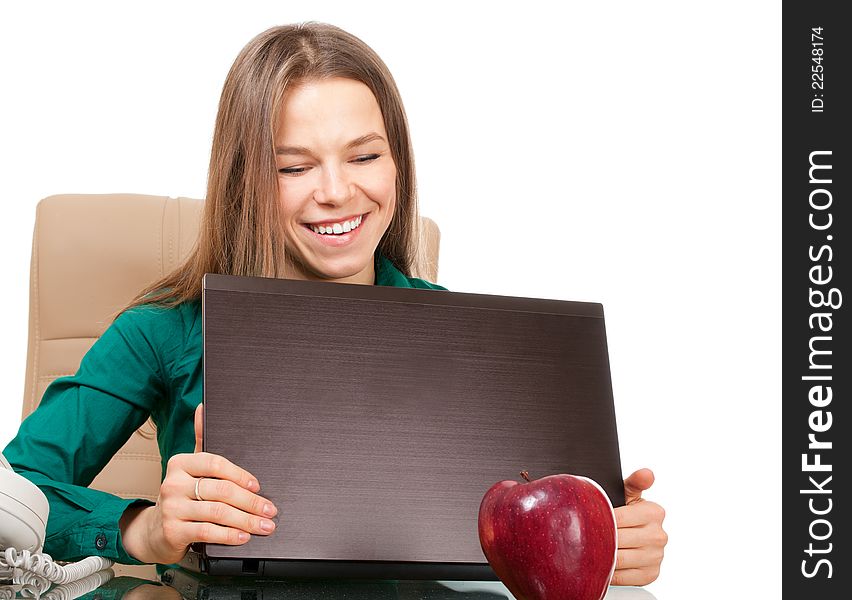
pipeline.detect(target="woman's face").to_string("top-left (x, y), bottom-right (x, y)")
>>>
top-left (275, 77), bottom-right (397, 284)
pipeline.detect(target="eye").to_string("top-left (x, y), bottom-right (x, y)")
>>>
top-left (278, 166), bottom-right (309, 176)
top-left (351, 154), bottom-right (381, 164)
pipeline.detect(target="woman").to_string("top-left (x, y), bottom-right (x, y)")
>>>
top-left (3, 22), bottom-right (666, 585)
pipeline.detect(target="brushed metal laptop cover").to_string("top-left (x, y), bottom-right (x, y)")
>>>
top-left (201, 273), bottom-right (624, 574)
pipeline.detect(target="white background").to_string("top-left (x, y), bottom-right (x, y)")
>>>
top-left (0, 1), bottom-right (780, 597)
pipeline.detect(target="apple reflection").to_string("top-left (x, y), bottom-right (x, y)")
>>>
top-left (439, 581), bottom-right (658, 599)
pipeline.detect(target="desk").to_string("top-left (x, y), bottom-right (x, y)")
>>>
top-left (2, 569), bottom-right (658, 599)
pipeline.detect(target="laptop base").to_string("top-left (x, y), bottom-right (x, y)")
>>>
top-left (180, 549), bottom-right (498, 580)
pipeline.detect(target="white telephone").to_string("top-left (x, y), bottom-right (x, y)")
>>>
top-left (1, 453), bottom-right (114, 598)
top-left (0, 452), bottom-right (49, 554)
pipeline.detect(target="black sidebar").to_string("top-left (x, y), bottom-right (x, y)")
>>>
top-left (783, 3), bottom-right (850, 597)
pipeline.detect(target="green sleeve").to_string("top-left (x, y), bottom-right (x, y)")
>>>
top-left (3, 305), bottom-right (178, 564)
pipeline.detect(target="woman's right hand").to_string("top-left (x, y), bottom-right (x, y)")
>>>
top-left (120, 404), bottom-right (278, 565)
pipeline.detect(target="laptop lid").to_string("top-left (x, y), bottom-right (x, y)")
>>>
top-left (200, 274), bottom-right (624, 578)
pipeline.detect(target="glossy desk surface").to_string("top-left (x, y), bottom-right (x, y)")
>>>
top-left (4, 569), bottom-right (658, 599)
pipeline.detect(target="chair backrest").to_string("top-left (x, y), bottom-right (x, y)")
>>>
top-left (22, 193), bottom-right (442, 503)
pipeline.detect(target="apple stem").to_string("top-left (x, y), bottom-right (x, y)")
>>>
top-left (520, 470), bottom-right (531, 482)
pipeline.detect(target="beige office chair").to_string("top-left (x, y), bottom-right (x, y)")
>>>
top-left (21, 193), bottom-right (441, 576)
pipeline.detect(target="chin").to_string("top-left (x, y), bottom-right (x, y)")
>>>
top-left (305, 254), bottom-right (372, 282)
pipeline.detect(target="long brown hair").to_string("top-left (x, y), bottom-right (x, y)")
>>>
top-left (120, 23), bottom-right (421, 314)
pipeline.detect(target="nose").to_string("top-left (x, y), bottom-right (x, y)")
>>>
top-left (314, 165), bottom-right (352, 206)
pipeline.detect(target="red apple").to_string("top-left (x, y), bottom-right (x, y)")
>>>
top-left (478, 471), bottom-right (617, 600)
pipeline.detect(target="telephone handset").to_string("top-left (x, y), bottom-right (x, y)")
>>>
top-left (0, 452), bottom-right (49, 553)
top-left (1, 453), bottom-right (114, 595)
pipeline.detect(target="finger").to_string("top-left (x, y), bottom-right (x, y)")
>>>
top-left (610, 567), bottom-right (660, 587)
top-left (182, 500), bottom-right (276, 536)
top-left (124, 583), bottom-right (182, 600)
top-left (615, 548), bottom-right (656, 571)
top-left (623, 468), bottom-right (654, 503)
top-left (615, 500), bottom-right (665, 528)
top-left (185, 521), bottom-right (252, 546)
top-left (195, 476), bottom-right (277, 518)
top-left (181, 452), bottom-right (260, 493)
top-left (194, 404), bottom-right (204, 453)
top-left (615, 525), bottom-right (651, 549)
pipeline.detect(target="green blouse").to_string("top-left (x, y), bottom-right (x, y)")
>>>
top-left (3, 252), bottom-right (446, 564)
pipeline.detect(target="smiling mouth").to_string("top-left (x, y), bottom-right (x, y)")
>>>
top-left (304, 214), bottom-right (365, 235)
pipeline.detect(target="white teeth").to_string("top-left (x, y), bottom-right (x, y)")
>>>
top-left (309, 215), bottom-right (363, 235)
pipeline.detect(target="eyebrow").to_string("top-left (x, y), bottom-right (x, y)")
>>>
top-left (275, 132), bottom-right (386, 156)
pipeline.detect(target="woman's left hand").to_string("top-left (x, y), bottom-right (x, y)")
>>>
top-left (611, 468), bottom-right (667, 586)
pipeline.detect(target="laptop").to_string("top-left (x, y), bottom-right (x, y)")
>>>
top-left (189, 273), bottom-right (624, 579)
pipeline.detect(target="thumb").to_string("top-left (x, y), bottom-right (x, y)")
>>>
top-left (623, 468), bottom-right (655, 504)
top-left (194, 403), bottom-right (204, 453)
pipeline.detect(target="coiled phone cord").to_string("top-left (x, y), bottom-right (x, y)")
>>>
top-left (0, 548), bottom-right (113, 586)
top-left (19, 569), bottom-right (113, 600)
top-left (1, 559), bottom-right (113, 599)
